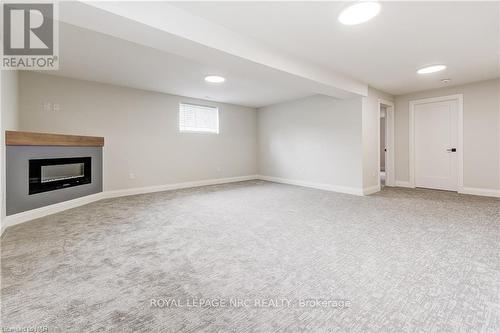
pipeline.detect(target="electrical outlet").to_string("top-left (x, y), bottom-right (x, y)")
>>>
top-left (129, 173), bottom-right (136, 180)
top-left (53, 103), bottom-right (60, 112)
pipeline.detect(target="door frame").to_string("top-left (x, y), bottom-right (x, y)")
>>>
top-left (378, 99), bottom-right (395, 187)
top-left (409, 94), bottom-right (464, 191)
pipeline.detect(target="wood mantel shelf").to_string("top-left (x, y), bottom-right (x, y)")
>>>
top-left (5, 131), bottom-right (104, 147)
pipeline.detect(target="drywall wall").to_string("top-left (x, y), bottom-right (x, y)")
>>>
top-left (1, 70), bottom-right (19, 234)
top-left (395, 79), bottom-right (500, 191)
top-left (1, 72), bottom-right (19, 130)
top-left (361, 87), bottom-right (394, 189)
top-left (257, 94), bottom-right (364, 193)
top-left (18, 72), bottom-right (258, 191)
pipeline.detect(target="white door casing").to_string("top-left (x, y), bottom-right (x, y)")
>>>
top-left (409, 94), bottom-right (464, 192)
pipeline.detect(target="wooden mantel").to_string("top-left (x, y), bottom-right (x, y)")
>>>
top-left (5, 131), bottom-right (104, 147)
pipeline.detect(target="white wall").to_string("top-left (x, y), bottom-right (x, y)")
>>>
top-left (18, 72), bottom-right (258, 191)
top-left (361, 87), bottom-right (394, 189)
top-left (1, 70), bottom-right (19, 234)
top-left (257, 94), bottom-right (364, 193)
top-left (14, 72), bottom-right (499, 207)
top-left (395, 79), bottom-right (500, 191)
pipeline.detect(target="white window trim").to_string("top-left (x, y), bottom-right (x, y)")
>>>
top-left (179, 103), bottom-right (219, 134)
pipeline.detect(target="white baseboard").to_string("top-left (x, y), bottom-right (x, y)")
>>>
top-left (257, 175), bottom-right (365, 196)
top-left (2, 175), bottom-right (259, 232)
top-left (395, 180), bottom-right (415, 188)
top-left (4, 175), bottom-right (497, 234)
top-left (1, 223), bottom-right (6, 237)
top-left (363, 185), bottom-right (381, 195)
top-left (394, 181), bottom-right (499, 198)
top-left (4, 192), bottom-right (105, 229)
top-left (460, 187), bottom-right (500, 198)
top-left (102, 175), bottom-right (258, 199)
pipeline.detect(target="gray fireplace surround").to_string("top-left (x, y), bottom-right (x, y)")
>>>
top-left (6, 146), bottom-right (103, 216)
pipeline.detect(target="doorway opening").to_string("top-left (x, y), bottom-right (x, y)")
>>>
top-left (380, 106), bottom-right (387, 186)
top-left (378, 99), bottom-right (395, 188)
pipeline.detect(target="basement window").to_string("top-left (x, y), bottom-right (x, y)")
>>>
top-left (179, 103), bottom-right (219, 134)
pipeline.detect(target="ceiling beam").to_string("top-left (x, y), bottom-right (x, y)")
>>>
top-left (59, 1), bottom-right (368, 99)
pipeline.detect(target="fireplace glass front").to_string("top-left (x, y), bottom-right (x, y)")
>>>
top-left (29, 157), bottom-right (91, 194)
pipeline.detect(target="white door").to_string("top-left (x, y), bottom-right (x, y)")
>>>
top-left (414, 99), bottom-right (458, 191)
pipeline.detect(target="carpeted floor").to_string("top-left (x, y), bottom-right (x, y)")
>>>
top-left (1, 180), bottom-right (499, 332)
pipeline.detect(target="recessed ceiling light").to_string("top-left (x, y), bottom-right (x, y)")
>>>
top-left (204, 75), bottom-right (225, 83)
top-left (441, 79), bottom-right (451, 84)
top-left (417, 65), bottom-right (447, 74)
top-left (338, 1), bottom-right (381, 25)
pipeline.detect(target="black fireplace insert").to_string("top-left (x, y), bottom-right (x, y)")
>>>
top-left (29, 157), bottom-right (92, 195)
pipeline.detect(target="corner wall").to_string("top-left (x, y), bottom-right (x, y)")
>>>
top-left (362, 87), bottom-right (394, 190)
top-left (257, 94), bottom-right (365, 194)
top-left (1, 70), bottom-right (19, 234)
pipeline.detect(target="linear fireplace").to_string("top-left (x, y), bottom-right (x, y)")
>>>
top-left (29, 157), bottom-right (92, 195)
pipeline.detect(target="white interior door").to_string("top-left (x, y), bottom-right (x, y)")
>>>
top-left (414, 99), bottom-right (458, 191)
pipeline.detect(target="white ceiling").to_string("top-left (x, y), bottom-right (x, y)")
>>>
top-left (50, 1), bottom-right (370, 108)
top-left (49, 22), bottom-right (316, 108)
top-left (173, 1), bottom-right (500, 95)
top-left (49, 1), bottom-right (499, 108)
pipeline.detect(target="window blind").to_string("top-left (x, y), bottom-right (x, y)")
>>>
top-left (179, 103), bottom-right (219, 134)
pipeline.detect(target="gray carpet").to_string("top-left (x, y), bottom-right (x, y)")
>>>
top-left (1, 180), bottom-right (499, 332)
